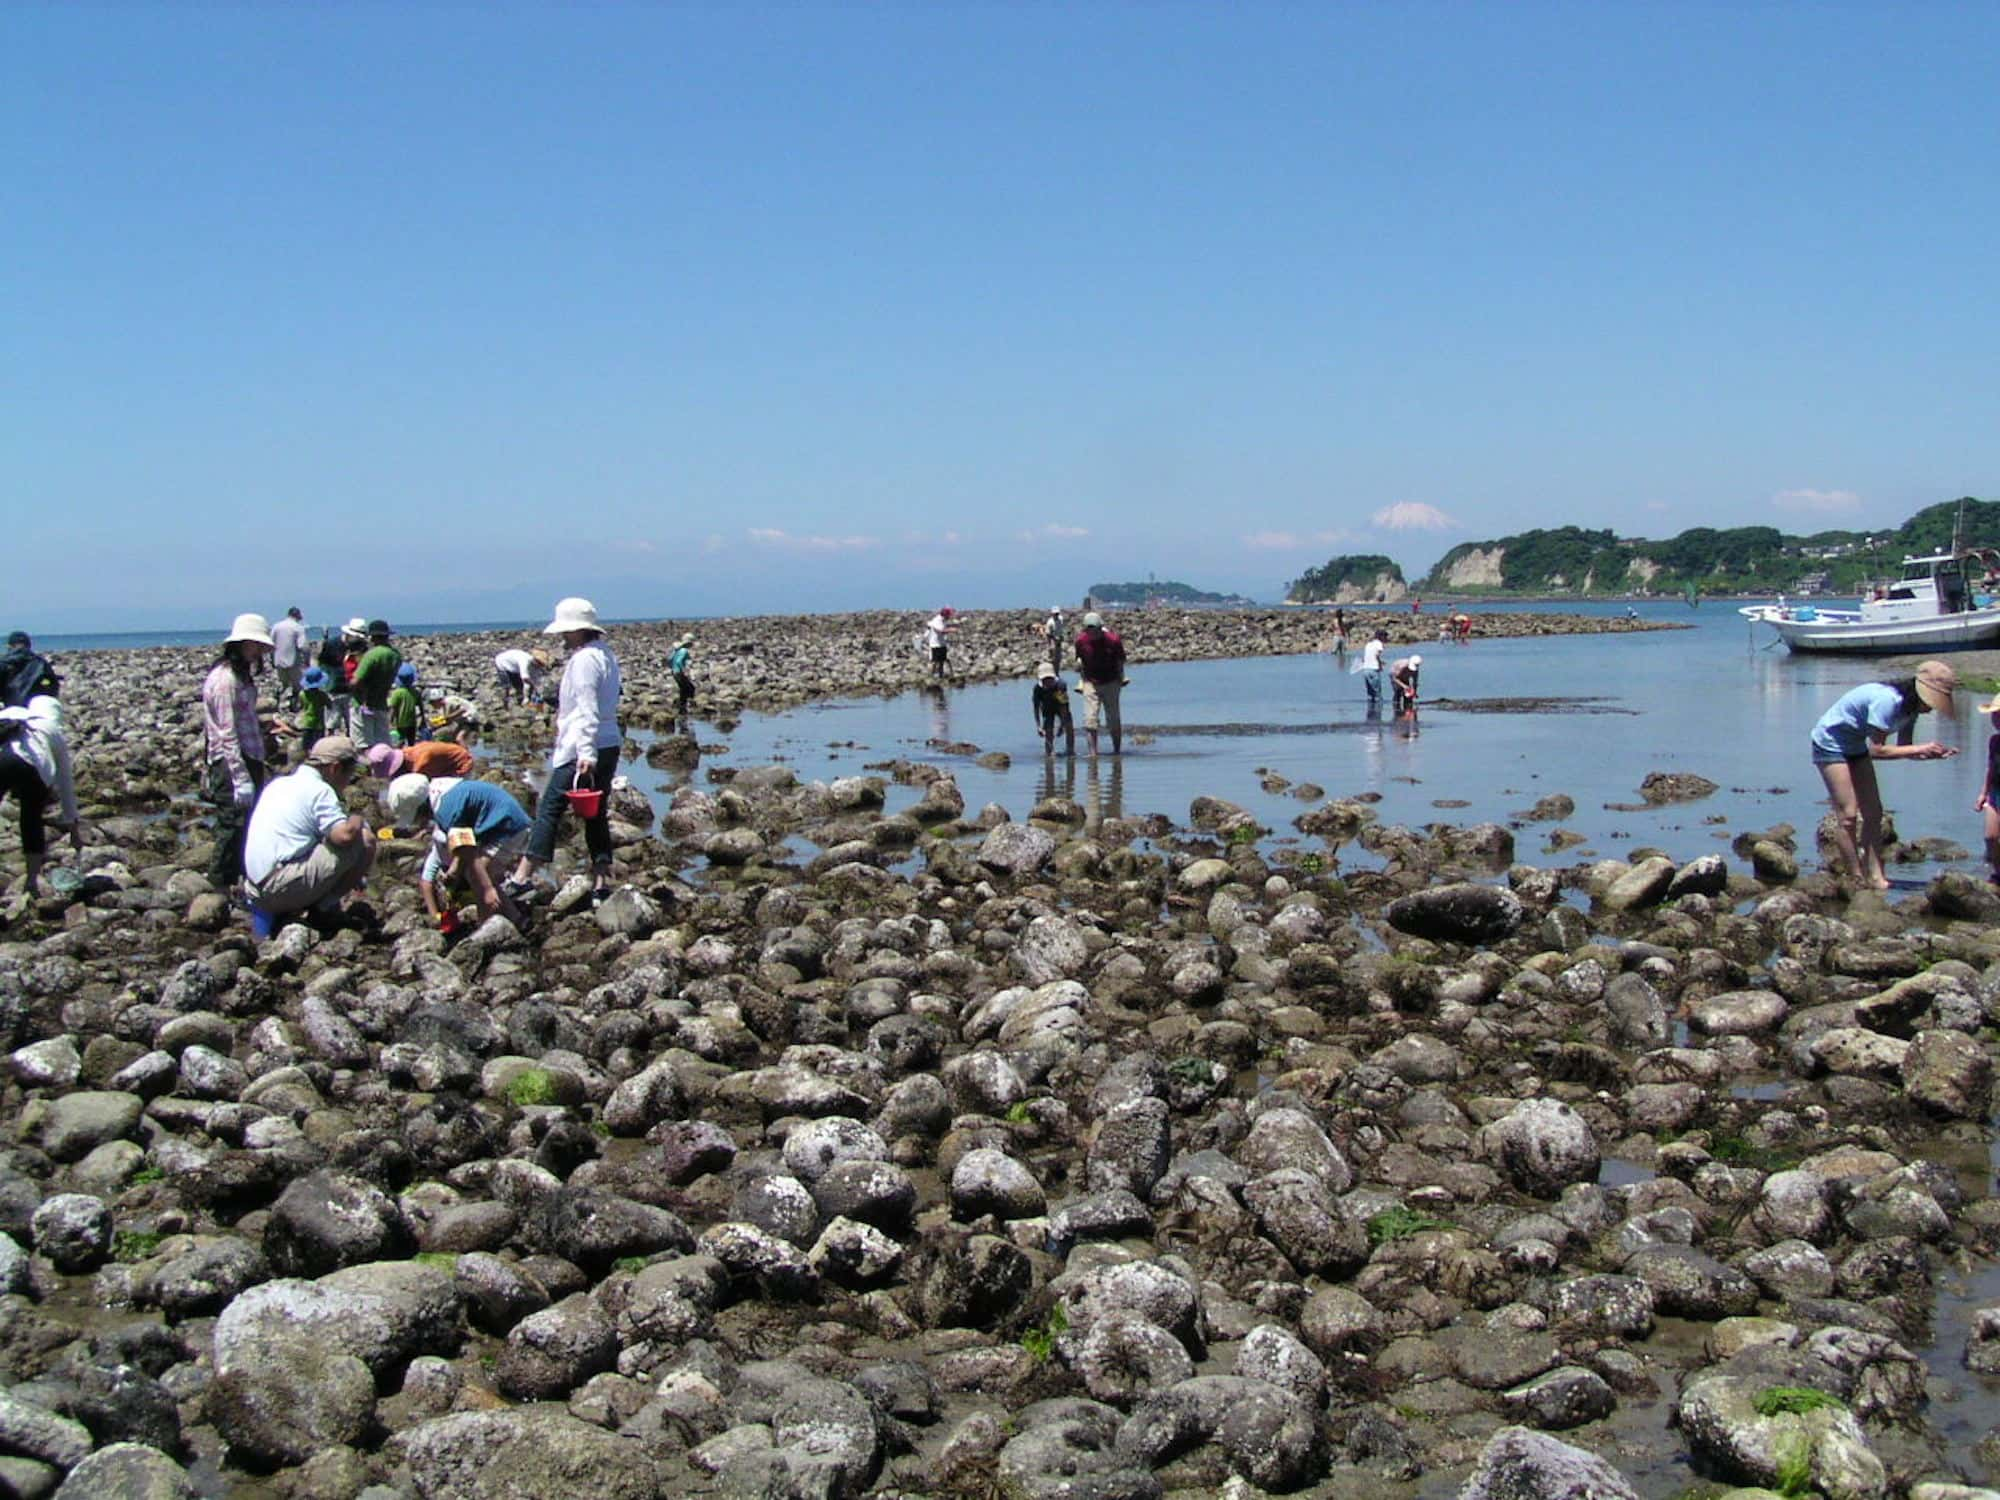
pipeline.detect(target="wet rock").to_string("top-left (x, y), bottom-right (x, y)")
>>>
top-left (1241, 1169), bottom-right (1369, 1277)
top-left (392, 1408), bottom-right (663, 1500)
top-left (1602, 857), bottom-right (1676, 912)
top-left (529, 1189), bottom-right (693, 1273)
top-left (30, 1194), bottom-right (110, 1272)
top-left (52, 1444), bottom-right (194, 1500)
top-left (996, 1401), bottom-right (1158, 1500)
top-left (1455, 1424), bottom-right (1642, 1500)
top-left (1928, 871), bottom-right (2000, 921)
top-left (1385, 883), bottom-right (1525, 945)
top-left (207, 1337), bottom-right (375, 1466)
top-left (1674, 1368), bottom-right (1885, 1499)
top-left (1075, 1314), bottom-right (1195, 1408)
top-left (1116, 1375), bottom-right (1317, 1489)
top-left (1639, 771), bottom-right (1718, 805)
top-left (1013, 915), bottom-right (1091, 985)
top-left (495, 1293), bottom-right (617, 1400)
top-left (1087, 1098), bottom-right (1171, 1199)
top-left (1496, 1365), bottom-right (1615, 1430)
top-left (1686, 990), bottom-right (1789, 1037)
top-left (1482, 1099), bottom-right (1600, 1199)
top-left (1299, 1285), bottom-right (1384, 1358)
top-left (977, 824), bottom-right (1055, 877)
top-left (1624, 1247), bottom-right (1759, 1320)
top-left (265, 1171), bottom-right (409, 1276)
top-left (0, 1390), bottom-right (93, 1468)
top-left (1751, 839), bottom-right (1799, 882)
top-left (1901, 1029), bottom-right (1993, 1119)
top-left (921, 1234), bottom-right (1031, 1329)
top-left (951, 1148), bottom-right (1045, 1222)
top-left (1604, 972), bottom-right (1670, 1047)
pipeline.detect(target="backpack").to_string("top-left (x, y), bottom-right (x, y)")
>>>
top-left (0, 651), bottom-right (57, 709)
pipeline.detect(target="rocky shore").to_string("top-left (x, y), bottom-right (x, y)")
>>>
top-left (6, 609), bottom-right (2000, 1500)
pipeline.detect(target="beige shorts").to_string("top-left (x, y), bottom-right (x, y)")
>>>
top-left (1078, 679), bottom-right (1122, 732)
top-left (250, 838), bottom-right (367, 915)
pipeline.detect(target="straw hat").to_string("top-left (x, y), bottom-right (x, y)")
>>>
top-left (1915, 660), bottom-right (1959, 716)
top-left (544, 597), bottom-right (600, 634)
top-left (226, 612), bottom-right (275, 646)
top-left (529, 650), bottom-right (553, 670)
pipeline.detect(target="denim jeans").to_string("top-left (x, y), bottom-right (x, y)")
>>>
top-left (526, 749), bottom-right (621, 868)
top-left (1364, 668), bottom-right (1383, 703)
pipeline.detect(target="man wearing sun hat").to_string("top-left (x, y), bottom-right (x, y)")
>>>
top-left (350, 621), bottom-right (403, 748)
top-left (1072, 611), bottom-right (1127, 757)
top-left (242, 734), bottom-right (376, 923)
top-left (1810, 659), bottom-right (1959, 890)
top-left (669, 633), bottom-right (698, 714)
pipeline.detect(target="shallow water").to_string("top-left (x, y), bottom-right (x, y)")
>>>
top-left (638, 600), bottom-right (1990, 882)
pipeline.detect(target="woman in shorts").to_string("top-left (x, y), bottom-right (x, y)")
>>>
top-left (1810, 660), bottom-right (1958, 889)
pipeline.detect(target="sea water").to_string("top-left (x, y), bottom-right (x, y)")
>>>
top-left (645, 600), bottom-right (1993, 881)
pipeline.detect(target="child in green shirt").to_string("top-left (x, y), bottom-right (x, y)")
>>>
top-left (388, 664), bottom-right (422, 746)
top-left (296, 666), bottom-right (333, 760)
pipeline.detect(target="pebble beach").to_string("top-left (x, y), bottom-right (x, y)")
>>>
top-left (4, 603), bottom-right (2000, 1500)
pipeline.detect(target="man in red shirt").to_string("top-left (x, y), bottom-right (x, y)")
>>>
top-left (1072, 612), bottom-right (1127, 757)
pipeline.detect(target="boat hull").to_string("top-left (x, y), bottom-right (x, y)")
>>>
top-left (1741, 607), bottom-right (2000, 654)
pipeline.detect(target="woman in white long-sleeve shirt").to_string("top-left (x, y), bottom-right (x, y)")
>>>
top-left (0, 695), bottom-right (82, 895)
top-left (508, 597), bottom-right (623, 902)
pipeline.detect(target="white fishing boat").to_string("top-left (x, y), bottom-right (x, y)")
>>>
top-left (1741, 546), bottom-right (2000, 653)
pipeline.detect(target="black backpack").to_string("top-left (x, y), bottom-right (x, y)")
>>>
top-left (0, 650), bottom-right (57, 709)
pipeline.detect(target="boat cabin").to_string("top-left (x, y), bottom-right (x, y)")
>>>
top-left (1864, 551), bottom-right (1970, 621)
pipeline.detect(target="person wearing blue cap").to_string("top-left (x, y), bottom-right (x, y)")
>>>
top-left (388, 663), bottom-right (421, 747)
top-left (295, 666), bottom-right (333, 759)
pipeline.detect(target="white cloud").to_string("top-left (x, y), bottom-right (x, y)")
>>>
top-left (1243, 530), bottom-right (1300, 550)
top-left (746, 527), bottom-right (879, 552)
top-left (1371, 502), bottom-right (1456, 531)
top-left (1772, 488), bottom-right (1862, 514)
top-left (702, 534), bottom-right (725, 553)
top-left (1017, 523), bottom-right (1090, 543)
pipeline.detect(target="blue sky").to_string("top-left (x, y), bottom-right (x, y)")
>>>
top-left (7, 3), bottom-right (1997, 631)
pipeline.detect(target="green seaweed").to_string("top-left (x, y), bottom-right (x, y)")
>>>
top-left (1366, 1207), bottom-right (1454, 1245)
top-left (112, 1229), bottom-right (164, 1262)
top-left (1753, 1385), bottom-right (1843, 1418)
top-left (505, 1068), bottom-right (558, 1107)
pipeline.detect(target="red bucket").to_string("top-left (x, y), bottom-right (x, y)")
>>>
top-left (565, 786), bottom-right (605, 818)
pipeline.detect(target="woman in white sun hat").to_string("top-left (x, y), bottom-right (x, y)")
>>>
top-left (506, 597), bottom-right (623, 903)
top-left (202, 612), bottom-right (275, 889)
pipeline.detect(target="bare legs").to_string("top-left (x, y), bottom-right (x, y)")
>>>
top-left (1819, 757), bottom-right (1888, 890)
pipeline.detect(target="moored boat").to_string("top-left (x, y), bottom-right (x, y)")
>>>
top-left (1741, 546), bottom-right (2000, 653)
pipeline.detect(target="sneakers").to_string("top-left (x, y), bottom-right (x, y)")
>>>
top-left (500, 877), bottom-right (541, 905)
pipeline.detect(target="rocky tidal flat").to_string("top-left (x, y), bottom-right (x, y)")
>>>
top-left (5, 608), bottom-right (2000, 1499)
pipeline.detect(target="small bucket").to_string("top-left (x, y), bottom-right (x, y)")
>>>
top-left (249, 905), bottom-right (279, 940)
top-left (566, 786), bottom-right (605, 819)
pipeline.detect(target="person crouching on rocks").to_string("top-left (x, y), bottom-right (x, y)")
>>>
top-left (386, 772), bottom-right (532, 934)
top-left (1390, 653), bottom-right (1422, 716)
top-left (0, 696), bottom-right (80, 896)
top-left (506, 597), bottom-right (623, 906)
top-left (1032, 662), bottom-right (1075, 757)
top-left (493, 647), bottom-right (551, 706)
top-left (364, 740), bottom-right (475, 782)
top-left (242, 736), bottom-right (377, 931)
top-left (1810, 660), bottom-right (1958, 890)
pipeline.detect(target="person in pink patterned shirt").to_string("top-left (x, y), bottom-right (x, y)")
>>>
top-left (203, 613), bottom-right (274, 890)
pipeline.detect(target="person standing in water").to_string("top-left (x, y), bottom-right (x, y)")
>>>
top-left (1073, 612), bottom-right (1127, 757)
top-left (1810, 660), bottom-right (1958, 890)
top-left (1359, 629), bottom-right (1387, 708)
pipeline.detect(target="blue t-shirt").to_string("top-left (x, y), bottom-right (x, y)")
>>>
top-left (435, 780), bottom-right (530, 843)
top-left (1810, 682), bottom-right (1913, 759)
top-left (669, 645), bottom-right (691, 674)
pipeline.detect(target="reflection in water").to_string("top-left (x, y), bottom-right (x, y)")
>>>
top-left (925, 684), bottom-right (950, 743)
top-left (1037, 754), bottom-right (1078, 808)
top-left (1083, 757), bottom-right (1124, 833)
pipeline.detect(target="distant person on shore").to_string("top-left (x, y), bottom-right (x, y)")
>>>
top-left (351, 621), bottom-right (402, 747)
top-left (1411, 597), bottom-right (1422, 615)
top-left (1040, 608), bottom-right (1067, 672)
top-left (364, 739), bottom-right (476, 781)
top-left (388, 664), bottom-right (422, 745)
top-left (386, 773), bottom-right (532, 934)
top-left (1978, 692), bottom-right (2000, 885)
top-left (507, 597), bottom-right (623, 905)
top-left (1073, 612), bottom-right (1126, 757)
top-left (1358, 629), bottom-right (1387, 707)
top-left (493, 647), bottom-right (551, 706)
top-left (242, 736), bottom-right (376, 930)
top-left (670, 634), bottom-right (697, 713)
top-left (1391, 653), bottom-right (1423, 716)
top-left (1452, 613), bottom-right (1472, 644)
top-left (0, 696), bottom-right (80, 896)
top-left (1032, 661), bottom-right (1075, 757)
top-left (1, 632), bottom-right (60, 709)
top-left (1810, 661), bottom-right (1958, 890)
top-left (271, 607), bottom-right (307, 710)
top-left (202, 613), bottom-right (275, 891)
top-left (924, 607), bottom-right (957, 678)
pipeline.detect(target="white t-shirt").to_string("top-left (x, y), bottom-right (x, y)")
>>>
top-left (1360, 639), bottom-right (1385, 671)
top-left (244, 766), bottom-right (346, 884)
top-left (495, 648), bottom-right (536, 677)
top-left (924, 616), bottom-right (950, 649)
top-left (270, 616), bottom-right (306, 668)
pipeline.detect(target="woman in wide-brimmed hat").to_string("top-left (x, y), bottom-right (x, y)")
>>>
top-left (506, 598), bottom-right (623, 904)
top-left (1810, 659), bottom-right (1959, 889)
top-left (202, 612), bottom-right (275, 890)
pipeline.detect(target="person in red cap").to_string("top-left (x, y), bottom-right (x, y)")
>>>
top-left (923, 607), bottom-right (957, 679)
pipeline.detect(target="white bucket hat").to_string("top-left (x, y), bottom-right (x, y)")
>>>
top-left (341, 616), bottom-right (369, 638)
top-left (384, 773), bottom-right (433, 831)
top-left (544, 597), bottom-right (601, 634)
top-left (226, 612), bottom-right (275, 646)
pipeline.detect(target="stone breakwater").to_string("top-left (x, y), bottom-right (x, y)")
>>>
top-left (49, 606), bottom-right (1674, 732)
top-left (9, 612), bottom-right (2000, 1498)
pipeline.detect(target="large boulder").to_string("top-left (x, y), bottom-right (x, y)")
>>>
top-left (1384, 883), bottom-right (1524, 945)
top-left (1454, 1425), bottom-right (1641, 1500)
top-left (392, 1409), bottom-right (663, 1500)
top-left (264, 1172), bottom-right (409, 1276)
top-left (977, 824), bottom-right (1056, 877)
top-left (1481, 1099), bottom-right (1599, 1199)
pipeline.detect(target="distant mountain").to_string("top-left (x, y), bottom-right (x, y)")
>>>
top-left (1282, 554), bottom-right (1408, 604)
top-left (1418, 498), bottom-right (1999, 596)
top-left (1088, 580), bottom-right (1252, 605)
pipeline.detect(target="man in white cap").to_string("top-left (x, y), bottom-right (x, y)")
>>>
top-left (506, 598), bottom-right (624, 903)
top-left (1071, 611), bottom-right (1127, 757)
top-left (242, 734), bottom-right (376, 926)
top-left (1390, 653), bottom-right (1422, 716)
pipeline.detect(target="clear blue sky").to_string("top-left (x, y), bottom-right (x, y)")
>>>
top-left (7, 3), bottom-right (1997, 631)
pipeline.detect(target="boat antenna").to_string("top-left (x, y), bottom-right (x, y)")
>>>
top-left (1953, 496), bottom-right (1966, 556)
